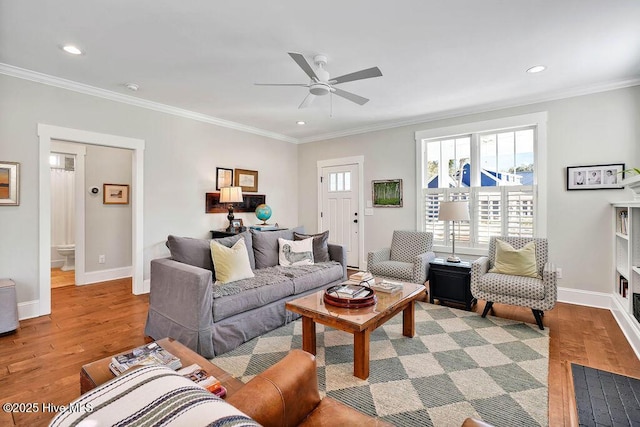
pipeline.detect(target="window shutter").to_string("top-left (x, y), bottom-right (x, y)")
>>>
top-left (424, 191), bottom-right (445, 243)
top-left (475, 189), bottom-right (502, 245)
top-left (505, 187), bottom-right (534, 237)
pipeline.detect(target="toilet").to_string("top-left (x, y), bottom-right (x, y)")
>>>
top-left (56, 244), bottom-right (75, 271)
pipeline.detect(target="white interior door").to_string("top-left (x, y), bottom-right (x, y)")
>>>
top-left (321, 164), bottom-right (359, 268)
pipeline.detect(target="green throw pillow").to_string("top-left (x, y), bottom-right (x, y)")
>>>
top-left (489, 239), bottom-right (539, 278)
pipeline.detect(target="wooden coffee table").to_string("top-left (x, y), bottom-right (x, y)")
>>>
top-left (80, 337), bottom-right (244, 396)
top-left (285, 279), bottom-right (426, 380)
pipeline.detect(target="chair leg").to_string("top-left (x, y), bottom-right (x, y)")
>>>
top-left (532, 309), bottom-right (544, 330)
top-left (481, 301), bottom-right (494, 318)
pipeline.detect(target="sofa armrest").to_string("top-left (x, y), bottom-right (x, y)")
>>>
top-left (146, 258), bottom-right (214, 341)
top-left (367, 247), bottom-right (391, 271)
top-left (413, 251), bottom-right (436, 283)
top-left (470, 256), bottom-right (490, 291)
top-left (328, 243), bottom-right (347, 280)
top-left (227, 349), bottom-right (321, 427)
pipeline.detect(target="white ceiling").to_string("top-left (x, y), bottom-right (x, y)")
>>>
top-left (1, 0), bottom-right (640, 143)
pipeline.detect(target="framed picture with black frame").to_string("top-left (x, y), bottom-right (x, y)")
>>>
top-left (566, 163), bottom-right (625, 190)
top-left (216, 167), bottom-right (233, 190)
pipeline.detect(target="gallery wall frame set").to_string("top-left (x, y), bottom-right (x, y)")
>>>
top-left (216, 167), bottom-right (233, 190)
top-left (566, 163), bottom-right (625, 191)
top-left (103, 183), bottom-right (130, 204)
top-left (0, 161), bottom-right (19, 206)
top-left (372, 179), bottom-right (403, 207)
top-left (235, 169), bottom-right (258, 192)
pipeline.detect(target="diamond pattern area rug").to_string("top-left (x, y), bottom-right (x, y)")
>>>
top-left (211, 302), bottom-right (549, 426)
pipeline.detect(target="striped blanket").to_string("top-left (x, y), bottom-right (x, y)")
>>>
top-left (49, 365), bottom-right (259, 426)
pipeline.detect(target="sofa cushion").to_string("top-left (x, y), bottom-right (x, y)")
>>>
top-left (167, 235), bottom-right (214, 271)
top-left (279, 237), bottom-right (314, 266)
top-left (212, 268), bottom-right (295, 322)
top-left (285, 262), bottom-right (345, 294)
top-left (214, 231), bottom-right (256, 270)
top-left (167, 231), bottom-right (255, 273)
top-left (477, 273), bottom-right (545, 300)
top-left (252, 227), bottom-right (304, 269)
top-left (49, 365), bottom-right (259, 427)
top-left (489, 239), bottom-right (539, 278)
top-left (368, 260), bottom-right (413, 281)
top-left (294, 231), bottom-right (330, 263)
top-left (211, 239), bottom-right (255, 284)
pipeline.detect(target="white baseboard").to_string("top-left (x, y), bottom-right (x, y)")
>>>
top-left (18, 300), bottom-right (40, 320)
top-left (557, 286), bottom-right (612, 309)
top-left (610, 297), bottom-right (640, 361)
top-left (81, 266), bottom-right (133, 285)
top-left (50, 260), bottom-right (64, 268)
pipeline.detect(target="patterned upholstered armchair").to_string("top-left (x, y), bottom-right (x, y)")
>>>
top-left (470, 236), bottom-right (557, 330)
top-left (367, 231), bottom-right (435, 284)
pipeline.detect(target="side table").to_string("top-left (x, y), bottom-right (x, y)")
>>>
top-left (428, 259), bottom-right (475, 310)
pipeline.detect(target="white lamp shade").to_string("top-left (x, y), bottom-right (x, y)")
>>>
top-left (438, 201), bottom-right (470, 221)
top-left (219, 186), bottom-right (243, 203)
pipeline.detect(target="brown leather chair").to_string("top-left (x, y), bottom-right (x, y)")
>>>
top-left (227, 349), bottom-right (391, 426)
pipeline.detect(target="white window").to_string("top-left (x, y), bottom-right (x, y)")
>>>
top-left (416, 113), bottom-right (547, 254)
top-left (328, 171), bottom-right (351, 192)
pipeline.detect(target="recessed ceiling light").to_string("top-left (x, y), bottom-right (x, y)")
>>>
top-left (62, 45), bottom-right (83, 55)
top-left (526, 65), bottom-right (546, 74)
top-left (296, 121), bottom-right (306, 125)
top-left (125, 83), bottom-right (140, 91)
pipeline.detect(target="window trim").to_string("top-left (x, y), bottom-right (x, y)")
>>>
top-left (415, 112), bottom-right (548, 255)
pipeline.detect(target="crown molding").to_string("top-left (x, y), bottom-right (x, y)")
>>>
top-left (3, 62), bottom-right (638, 146)
top-left (298, 77), bottom-right (640, 143)
top-left (0, 63), bottom-right (297, 144)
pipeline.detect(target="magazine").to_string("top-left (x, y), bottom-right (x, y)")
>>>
top-left (370, 280), bottom-right (403, 293)
top-left (177, 363), bottom-right (222, 393)
top-left (331, 284), bottom-right (370, 299)
top-left (111, 342), bottom-right (182, 375)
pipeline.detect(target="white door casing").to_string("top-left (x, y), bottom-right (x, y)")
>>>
top-left (317, 156), bottom-right (364, 269)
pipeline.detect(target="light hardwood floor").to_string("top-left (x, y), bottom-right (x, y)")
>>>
top-left (1, 278), bottom-right (640, 426)
top-left (50, 268), bottom-right (75, 289)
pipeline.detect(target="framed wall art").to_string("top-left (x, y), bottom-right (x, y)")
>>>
top-left (206, 193), bottom-right (266, 213)
top-left (216, 167), bottom-right (233, 190)
top-left (0, 161), bottom-right (19, 206)
top-left (372, 179), bottom-right (403, 207)
top-left (566, 163), bottom-right (625, 190)
top-left (103, 183), bottom-right (130, 204)
top-left (234, 168), bottom-right (258, 192)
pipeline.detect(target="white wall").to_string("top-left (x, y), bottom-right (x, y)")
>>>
top-left (0, 74), bottom-right (298, 308)
top-left (298, 85), bottom-right (640, 294)
top-left (85, 145), bottom-right (132, 272)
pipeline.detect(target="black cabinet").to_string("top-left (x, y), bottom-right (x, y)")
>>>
top-left (428, 259), bottom-right (475, 310)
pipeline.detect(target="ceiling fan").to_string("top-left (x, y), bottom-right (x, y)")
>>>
top-left (255, 52), bottom-right (383, 109)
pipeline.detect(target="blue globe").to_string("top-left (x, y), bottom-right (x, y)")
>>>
top-left (255, 204), bottom-right (272, 224)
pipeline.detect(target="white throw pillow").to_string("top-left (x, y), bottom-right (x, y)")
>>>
top-left (278, 237), bottom-right (314, 266)
top-left (210, 238), bottom-right (255, 283)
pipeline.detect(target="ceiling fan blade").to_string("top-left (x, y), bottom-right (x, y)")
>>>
top-left (330, 67), bottom-right (383, 85)
top-left (332, 88), bottom-right (369, 105)
top-left (254, 83), bottom-right (309, 87)
top-left (288, 52), bottom-right (319, 82)
top-left (298, 93), bottom-right (316, 109)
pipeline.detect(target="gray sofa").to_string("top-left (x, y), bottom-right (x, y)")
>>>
top-left (144, 228), bottom-right (347, 358)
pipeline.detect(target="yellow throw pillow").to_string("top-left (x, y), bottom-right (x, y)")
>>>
top-left (210, 238), bottom-right (255, 284)
top-left (489, 239), bottom-right (539, 278)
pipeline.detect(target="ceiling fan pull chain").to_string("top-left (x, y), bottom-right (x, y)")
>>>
top-left (330, 92), bottom-right (333, 118)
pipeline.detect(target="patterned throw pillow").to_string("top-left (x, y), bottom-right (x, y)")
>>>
top-left (210, 239), bottom-right (255, 283)
top-left (293, 230), bottom-right (330, 262)
top-left (278, 237), bottom-right (314, 266)
top-left (489, 239), bottom-right (539, 278)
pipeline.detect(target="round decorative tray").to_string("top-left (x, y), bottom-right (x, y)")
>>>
top-left (324, 284), bottom-right (377, 308)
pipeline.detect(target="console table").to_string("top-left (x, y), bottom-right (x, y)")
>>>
top-left (428, 259), bottom-right (475, 310)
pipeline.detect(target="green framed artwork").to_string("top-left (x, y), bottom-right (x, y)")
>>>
top-left (372, 179), bottom-right (403, 207)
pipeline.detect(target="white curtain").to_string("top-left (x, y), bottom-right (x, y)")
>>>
top-left (51, 169), bottom-right (75, 246)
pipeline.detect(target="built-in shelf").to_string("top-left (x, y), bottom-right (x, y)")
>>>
top-left (613, 203), bottom-right (640, 319)
top-left (633, 266), bottom-right (640, 276)
top-left (617, 232), bottom-right (629, 240)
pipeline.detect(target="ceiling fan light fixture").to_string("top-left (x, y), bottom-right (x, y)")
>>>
top-left (62, 45), bottom-right (83, 55)
top-left (526, 65), bottom-right (546, 74)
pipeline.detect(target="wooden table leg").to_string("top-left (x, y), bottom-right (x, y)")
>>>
top-left (353, 329), bottom-right (371, 379)
top-left (301, 316), bottom-right (317, 355)
top-left (403, 300), bottom-right (416, 337)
